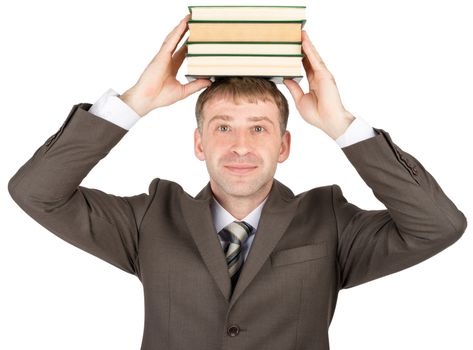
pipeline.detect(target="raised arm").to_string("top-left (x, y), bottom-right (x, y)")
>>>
top-left (284, 30), bottom-right (467, 289)
top-left (7, 14), bottom-right (211, 277)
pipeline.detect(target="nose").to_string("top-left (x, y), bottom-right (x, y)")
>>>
top-left (231, 130), bottom-right (252, 156)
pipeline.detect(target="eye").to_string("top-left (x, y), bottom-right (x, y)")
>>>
top-left (217, 125), bottom-right (230, 132)
top-left (254, 125), bottom-right (265, 132)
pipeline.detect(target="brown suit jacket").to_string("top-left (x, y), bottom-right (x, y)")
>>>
top-left (8, 103), bottom-right (467, 349)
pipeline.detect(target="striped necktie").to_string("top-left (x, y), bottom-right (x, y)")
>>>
top-left (218, 220), bottom-right (254, 292)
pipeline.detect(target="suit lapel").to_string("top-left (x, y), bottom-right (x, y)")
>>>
top-left (180, 178), bottom-right (299, 308)
top-left (228, 179), bottom-right (299, 308)
top-left (180, 182), bottom-right (232, 300)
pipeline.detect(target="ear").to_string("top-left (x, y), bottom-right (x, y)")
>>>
top-left (194, 128), bottom-right (205, 161)
top-left (277, 130), bottom-right (291, 163)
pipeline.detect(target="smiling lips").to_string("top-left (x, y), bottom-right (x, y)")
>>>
top-left (224, 164), bottom-right (258, 174)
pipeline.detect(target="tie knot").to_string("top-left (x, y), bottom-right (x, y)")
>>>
top-left (218, 220), bottom-right (254, 245)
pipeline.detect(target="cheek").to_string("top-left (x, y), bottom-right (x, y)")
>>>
top-left (206, 138), bottom-right (229, 154)
top-left (265, 142), bottom-right (283, 158)
top-left (203, 143), bottom-right (224, 163)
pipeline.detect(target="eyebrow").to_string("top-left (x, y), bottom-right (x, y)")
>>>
top-left (207, 114), bottom-right (275, 127)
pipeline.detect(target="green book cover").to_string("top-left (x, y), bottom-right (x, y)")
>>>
top-left (187, 5), bottom-right (306, 27)
top-left (188, 19), bottom-right (306, 27)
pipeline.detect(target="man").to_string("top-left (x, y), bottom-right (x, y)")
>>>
top-left (8, 14), bottom-right (467, 350)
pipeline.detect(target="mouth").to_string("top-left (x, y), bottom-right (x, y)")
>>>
top-left (224, 165), bottom-right (258, 175)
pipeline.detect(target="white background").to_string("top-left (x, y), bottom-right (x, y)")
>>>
top-left (1, 0), bottom-right (472, 349)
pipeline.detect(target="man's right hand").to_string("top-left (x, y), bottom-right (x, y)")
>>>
top-left (119, 14), bottom-right (212, 117)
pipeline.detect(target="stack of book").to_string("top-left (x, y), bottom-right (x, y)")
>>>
top-left (185, 5), bottom-right (306, 84)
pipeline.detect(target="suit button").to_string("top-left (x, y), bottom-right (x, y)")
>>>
top-left (227, 325), bottom-right (240, 337)
top-left (412, 166), bottom-right (418, 175)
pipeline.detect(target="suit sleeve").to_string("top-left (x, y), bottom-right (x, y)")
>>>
top-left (7, 103), bottom-right (156, 278)
top-left (333, 128), bottom-right (467, 289)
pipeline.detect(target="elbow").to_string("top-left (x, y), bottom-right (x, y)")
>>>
top-left (8, 172), bottom-right (33, 210)
top-left (452, 210), bottom-right (468, 240)
top-left (441, 210), bottom-right (468, 246)
top-left (8, 174), bottom-right (22, 205)
top-left (9, 169), bottom-right (73, 213)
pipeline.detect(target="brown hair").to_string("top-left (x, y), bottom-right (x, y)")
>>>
top-left (195, 77), bottom-right (289, 136)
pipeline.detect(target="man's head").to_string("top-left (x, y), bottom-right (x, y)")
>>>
top-left (193, 77), bottom-right (291, 203)
top-left (195, 77), bottom-right (289, 136)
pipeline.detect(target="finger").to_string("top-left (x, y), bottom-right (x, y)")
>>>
top-left (301, 31), bottom-right (329, 73)
top-left (160, 14), bottom-right (191, 55)
top-left (283, 79), bottom-right (304, 104)
top-left (182, 79), bottom-right (213, 98)
top-left (171, 41), bottom-right (188, 75)
top-left (302, 55), bottom-right (315, 81)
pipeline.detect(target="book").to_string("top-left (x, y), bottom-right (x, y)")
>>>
top-left (185, 5), bottom-right (306, 84)
top-left (188, 21), bottom-right (303, 42)
top-left (188, 5), bottom-right (306, 22)
top-left (187, 54), bottom-right (303, 75)
top-left (186, 42), bottom-right (302, 55)
top-left (186, 75), bottom-right (303, 84)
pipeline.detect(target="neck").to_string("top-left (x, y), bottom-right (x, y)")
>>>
top-left (211, 179), bottom-right (273, 220)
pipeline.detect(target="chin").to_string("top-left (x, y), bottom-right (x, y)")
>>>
top-left (217, 177), bottom-right (271, 198)
top-left (227, 187), bottom-right (259, 198)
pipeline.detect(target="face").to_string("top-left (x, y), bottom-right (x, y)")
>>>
top-left (194, 96), bottom-right (291, 201)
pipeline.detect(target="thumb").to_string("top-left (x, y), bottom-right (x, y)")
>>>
top-left (283, 79), bottom-right (304, 104)
top-left (182, 79), bottom-right (212, 98)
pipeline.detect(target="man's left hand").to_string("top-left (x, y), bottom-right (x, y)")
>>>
top-left (283, 31), bottom-right (355, 140)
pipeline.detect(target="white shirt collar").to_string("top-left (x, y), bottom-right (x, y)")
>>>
top-left (211, 195), bottom-right (269, 234)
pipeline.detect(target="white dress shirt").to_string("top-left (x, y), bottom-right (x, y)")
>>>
top-left (87, 87), bottom-right (377, 262)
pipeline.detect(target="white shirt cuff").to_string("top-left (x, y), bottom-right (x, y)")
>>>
top-left (88, 88), bottom-right (141, 130)
top-left (335, 116), bottom-right (376, 148)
